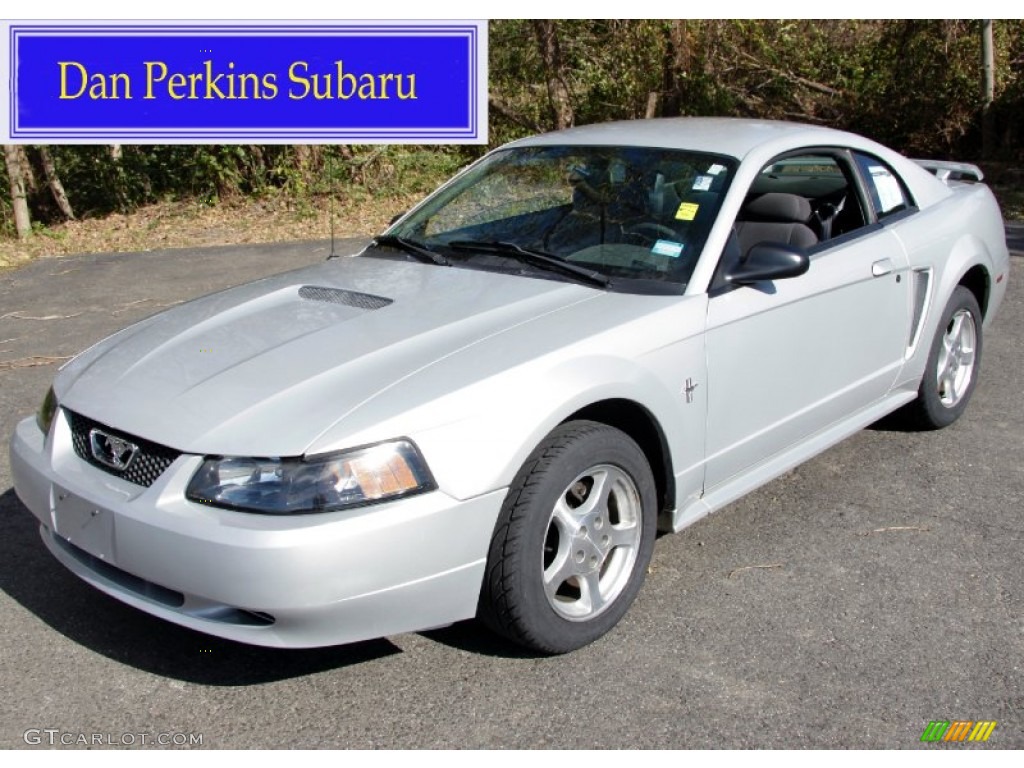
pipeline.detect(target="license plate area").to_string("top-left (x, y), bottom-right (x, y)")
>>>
top-left (52, 486), bottom-right (115, 562)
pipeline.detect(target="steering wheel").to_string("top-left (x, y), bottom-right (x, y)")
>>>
top-left (623, 222), bottom-right (678, 241)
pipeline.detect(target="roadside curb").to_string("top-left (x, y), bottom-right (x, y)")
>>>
top-left (1007, 222), bottom-right (1024, 255)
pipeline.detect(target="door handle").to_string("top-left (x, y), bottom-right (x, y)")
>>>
top-left (872, 258), bottom-right (893, 277)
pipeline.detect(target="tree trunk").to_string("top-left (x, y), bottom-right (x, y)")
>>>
top-left (489, 95), bottom-right (543, 133)
top-left (661, 20), bottom-right (693, 117)
top-left (645, 92), bottom-right (659, 119)
top-left (531, 20), bottom-right (574, 130)
top-left (37, 146), bottom-right (75, 220)
top-left (15, 145), bottom-right (37, 193)
top-left (294, 145), bottom-right (324, 186)
top-left (3, 145), bottom-right (32, 239)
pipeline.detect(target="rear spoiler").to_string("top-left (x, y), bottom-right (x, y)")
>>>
top-left (912, 159), bottom-right (984, 183)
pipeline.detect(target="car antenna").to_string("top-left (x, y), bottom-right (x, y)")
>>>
top-left (327, 147), bottom-right (339, 260)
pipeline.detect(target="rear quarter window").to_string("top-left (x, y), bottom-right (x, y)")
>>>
top-left (853, 152), bottom-right (914, 219)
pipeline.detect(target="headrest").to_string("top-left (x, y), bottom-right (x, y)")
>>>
top-left (646, 173), bottom-right (684, 218)
top-left (741, 193), bottom-right (812, 223)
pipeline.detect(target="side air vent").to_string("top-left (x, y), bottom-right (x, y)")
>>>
top-left (908, 268), bottom-right (932, 352)
top-left (298, 286), bottom-right (392, 310)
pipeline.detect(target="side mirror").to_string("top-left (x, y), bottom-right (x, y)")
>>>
top-left (725, 243), bottom-right (810, 285)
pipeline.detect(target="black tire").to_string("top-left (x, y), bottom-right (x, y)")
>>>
top-left (478, 420), bottom-right (657, 654)
top-left (904, 285), bottom-right (983, 430)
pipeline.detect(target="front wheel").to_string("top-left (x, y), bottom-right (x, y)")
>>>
top-left (478, 421), bottom-right (657, 654)
top-left (904, 285), bottom-right (983, 430)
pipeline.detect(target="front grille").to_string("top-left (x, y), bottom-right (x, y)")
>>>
top-left (67, 410), bottom-right (180, 487)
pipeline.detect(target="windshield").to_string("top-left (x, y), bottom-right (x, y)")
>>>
top-left (383, 145), bottom-right (737, 292)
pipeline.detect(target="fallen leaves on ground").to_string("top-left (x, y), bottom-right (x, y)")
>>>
top-left (0, 191), bottom-right (421, 270)
top-left (862, 525), bottom-right (930, 535)
top-left (0, 355), bottom-right (72, 370)
top-left (1, 311), bottom-right (84, 321)
top-left (727, 563), bottom-right (784, 579)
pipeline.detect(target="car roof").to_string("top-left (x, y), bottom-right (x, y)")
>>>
top-left (505, 117), bottom-right (874, 162)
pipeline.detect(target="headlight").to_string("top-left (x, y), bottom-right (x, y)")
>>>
top-left (185, 440), bottom-right (435, 515)
top-left (36, 386), bottom-right (58, 435)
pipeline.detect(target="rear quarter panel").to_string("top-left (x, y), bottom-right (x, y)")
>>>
top-left (886, 183), bottom-right (1009, 391)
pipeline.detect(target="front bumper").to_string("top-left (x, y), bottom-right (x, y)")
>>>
top-left (10, 411), bottom-right (504, 648)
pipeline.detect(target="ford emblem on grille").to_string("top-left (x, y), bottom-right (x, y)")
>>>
top-left (89, 428), bottom-right (139, 471)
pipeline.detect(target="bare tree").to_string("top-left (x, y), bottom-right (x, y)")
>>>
top-left (661, 20), bottom-right (694, 117)
top-left (3, 145), bottom-right (32, 239)
top-left (531, 20), bottom-right (574, 130)
top-left (38, 146), bottom-right (75, 220)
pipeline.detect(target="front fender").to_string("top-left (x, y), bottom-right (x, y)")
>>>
top-left (414, 350), bottom-right (703, 502)
top-left (306, 293), bottom-right (709, 503)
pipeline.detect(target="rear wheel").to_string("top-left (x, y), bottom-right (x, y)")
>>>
top-left (905, 285), bottom-right (982, 429)
top-left (478, 421), bottom-right (657, 653)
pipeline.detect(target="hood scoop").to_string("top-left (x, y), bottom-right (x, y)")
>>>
top-left (298, 285), bottom-right (392, 310)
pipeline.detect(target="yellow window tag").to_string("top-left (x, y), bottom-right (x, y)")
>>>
top-left (675, 202), bottom-right (699, 221)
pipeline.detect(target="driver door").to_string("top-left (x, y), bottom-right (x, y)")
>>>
top-left (703, 151), bottom-right (912, 490)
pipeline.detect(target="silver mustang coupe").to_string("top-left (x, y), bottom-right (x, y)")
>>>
top-left (10, 119), bottom-right (1010, 653)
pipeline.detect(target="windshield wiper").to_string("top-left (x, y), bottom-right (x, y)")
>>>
top-left (372, 234), bottom-right (450, 266)
top-left (446, 240), bottom-right (610, 288)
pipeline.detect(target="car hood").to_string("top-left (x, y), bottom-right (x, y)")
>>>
top-left (57, 255), bottom-right (598, 456)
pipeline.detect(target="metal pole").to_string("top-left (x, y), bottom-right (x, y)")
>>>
top-left (981, 19), bottom-right (995, 159)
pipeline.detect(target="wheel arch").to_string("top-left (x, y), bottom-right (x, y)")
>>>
top-left (562, 398), bottom-right (675, 530)
top-left (958, 264), bottom-right (991, 320)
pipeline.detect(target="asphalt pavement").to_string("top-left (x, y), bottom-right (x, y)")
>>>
top-left (0, 234), bottom-right (1021, 749)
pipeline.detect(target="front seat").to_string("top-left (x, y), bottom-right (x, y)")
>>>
top-left (735, 192), bottom-right (818, 258)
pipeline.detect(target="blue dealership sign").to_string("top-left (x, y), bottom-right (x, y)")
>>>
top-left (4, 21), bottom-right (487, 143)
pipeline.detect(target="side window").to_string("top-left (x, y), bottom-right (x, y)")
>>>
top-left (713, 150), bottom-right (875, 290)
top-left (737, 153), bottom-right (869, 253)
top-left (853, 152), bottom-right (914, 219)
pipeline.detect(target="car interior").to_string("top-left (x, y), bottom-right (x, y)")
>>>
top-left (710, 153), bottom-right (879, 288)
top-left (742, 154), bottom-right (870, 250)
top-left (554, 152), bottom-right (877, 280)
